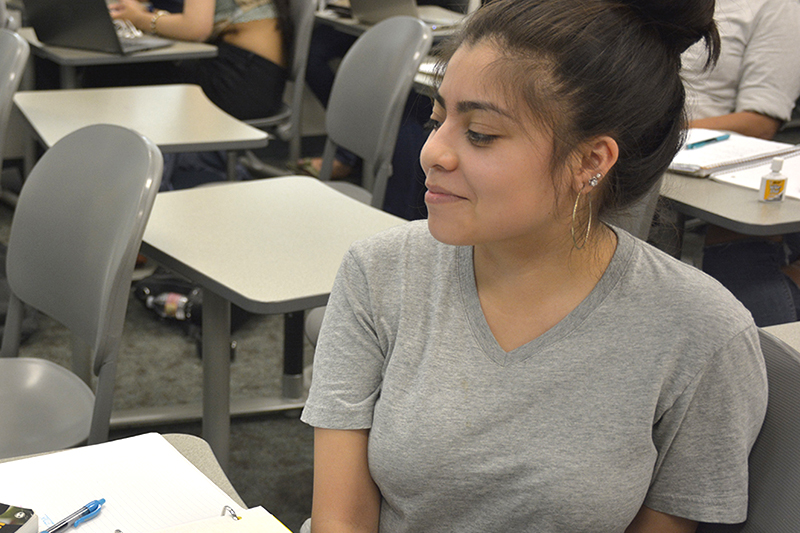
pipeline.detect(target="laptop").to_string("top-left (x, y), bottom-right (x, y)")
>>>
top-left (23, 0), bottom-right (173, 54)
top-left (348, 0), bottom-right (466, 28)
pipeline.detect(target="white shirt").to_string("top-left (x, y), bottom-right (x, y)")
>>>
top-left (682, 0), bottom-right (800, 122)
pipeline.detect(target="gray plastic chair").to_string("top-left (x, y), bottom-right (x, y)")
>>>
top-left (0, 124), bottom-right (163, 460)
top-left (0, 28), bottom-right (29, 161)
top-left (244, 0), bottom-right (316, 171)
top-left (738, 329), bottom-right (800, 532)
top-left (601, 176), bottom-right (663, 241)
top-left (302, 17), bottom-right (432, 346)
top-left (319, 16), bottom-right (433, 208)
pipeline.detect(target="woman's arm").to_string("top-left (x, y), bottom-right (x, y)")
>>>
top-left (109, 0), bottom-right (215, 42)
top-left (690, 111), bottom-right (781, 140)
top-left (311, 428), bottom-right (381, 533)
top-left (625, 505), bottom-right (697, 533)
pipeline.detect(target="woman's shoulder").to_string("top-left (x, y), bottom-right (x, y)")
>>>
top-left (617, 230), bottom-right (755, 331)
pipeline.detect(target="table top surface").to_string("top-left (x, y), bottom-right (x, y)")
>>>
top-left (19, 27), bottom-right (217, 66)
top-left (141, 176), bottom-right (406, 314)
top-left (763, 322), bottom-right (800, 352)
top-left (315, 10), bottom-right (459, 38)
top-left (661, 172), bottom-right (800, 236)
top-left (13, 84), bottom-right (268, 153)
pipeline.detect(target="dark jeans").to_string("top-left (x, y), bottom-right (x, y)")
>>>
top-left (83, 41), bottom-right (286, 121)
top-left (702, 235), bottom-right (800, 327)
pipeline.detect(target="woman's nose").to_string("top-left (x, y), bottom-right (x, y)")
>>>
top-left (420, 125), bottom-right (458, 174)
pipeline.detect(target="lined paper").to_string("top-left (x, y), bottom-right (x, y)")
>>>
top-left (0, 434), bottom-right (246, 533)
top-left (711, 151), bottom-right (800, 200)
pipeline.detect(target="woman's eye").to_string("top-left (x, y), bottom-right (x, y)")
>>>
top-left (424, 118), bottom-right (443, 131)
top-left (467, 130), bottom-right (498, 146)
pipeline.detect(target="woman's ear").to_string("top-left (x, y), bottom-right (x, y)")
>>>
top-left (572, 135), bottom-right (619, 192)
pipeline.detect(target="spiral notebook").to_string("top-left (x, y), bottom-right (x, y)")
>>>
top-left (669, 129), bottom-right (799, 177)
top-left (0, 433), bottom-right (290, 533)
top-left (710, 150), bottom-right (800, 200)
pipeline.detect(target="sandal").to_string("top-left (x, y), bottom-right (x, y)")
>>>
top-left (293, 157), bottom-right (321, 178)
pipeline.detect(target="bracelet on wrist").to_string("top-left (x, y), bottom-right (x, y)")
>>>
top-left (150, 10), bottom-right (168, 35)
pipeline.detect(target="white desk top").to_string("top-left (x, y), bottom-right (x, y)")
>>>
top-left (13, 84), bottom-right (268, 153)
top-left (141, 176), bottom-right (406, 314)
top-left (763, 322), bottom-right (800, 352)
top-left (18, 27), bottom-right (217, 66)
top-left (661, 172), bottom-right (800, 236)
top-left (315, 10), bottom-right (458, 39)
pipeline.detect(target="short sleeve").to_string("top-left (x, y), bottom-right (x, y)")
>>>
top-left (300, 248), bottom-right (386, 430)
top-left (645, 325), bottom-right (768, 523)
top-left (735, 0), bottom-right (800, 121)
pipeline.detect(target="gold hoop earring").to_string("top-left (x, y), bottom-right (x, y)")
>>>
top-left (571, 188), bottom-right (592, 250)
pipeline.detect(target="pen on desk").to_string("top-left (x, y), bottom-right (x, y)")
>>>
top-left (685, 133), bottom-right (731, 150)
top-left (41, 499), bottom-right (106, 533)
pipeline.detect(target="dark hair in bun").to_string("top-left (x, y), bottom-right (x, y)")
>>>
top-left (436, 0), bottom-right (720, 217)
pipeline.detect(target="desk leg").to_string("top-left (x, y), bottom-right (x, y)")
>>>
top-left (59, 65), bottom-right (78, 89)
top-left (283, 311), bottom-right (305, 399)
top-left (226, 150), bottom-right (237, 181)
top-left (202, 290), bottom-right (231, 471)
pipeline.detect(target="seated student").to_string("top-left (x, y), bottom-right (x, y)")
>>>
top-left (680, 0), bottom-right (800, 326)
top-left (106, 0), bottom-right (290, 121)
top-left (88, 0), bottom-right (291, 189)
top-left (681, 0), bottom-right (800, 141)
top-left (299, 1), bottom-right (767, 532)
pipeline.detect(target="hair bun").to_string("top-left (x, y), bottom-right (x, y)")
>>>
top-left (623, 0), bottom-right (720, 60)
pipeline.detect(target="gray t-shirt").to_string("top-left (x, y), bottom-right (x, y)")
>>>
top-left (301, 221), bottom-right (767, 532)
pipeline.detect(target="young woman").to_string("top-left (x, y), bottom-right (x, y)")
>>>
top-left (107, 0), bottom-right (290, 120)
top-left (300, 1), bottom-right (768, 531)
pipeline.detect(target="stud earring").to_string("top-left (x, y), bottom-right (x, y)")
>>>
top-left (588, 173), bottom-right (602, 187)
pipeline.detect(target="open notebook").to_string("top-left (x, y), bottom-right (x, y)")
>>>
top-left (0, 433), bottom-right (290, 533)
top-left (669, 128), bottom-right (799, 177)
top-left (711, 151), bottom-right (800, 200)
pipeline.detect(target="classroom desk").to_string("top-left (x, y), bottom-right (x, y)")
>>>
top-left (18, 27), bottom-right (217, 89)
top-left (661, 171), bottom-right (800, 236)
top-left (763, 322), bottom-right (800, 353)
top-left (314, 9), bottom-right (459, 39)
top-left (13, 83), bottom-right (267, 179)
top-left (13, 83), bottom-right (266, 154)
top-left (136, 176), bottom-right (406, 469)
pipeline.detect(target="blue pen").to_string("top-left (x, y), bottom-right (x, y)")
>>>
top-left (41, 499), bottom-right (106, 533)
top-left (685, 133), bottom-right (730, 150)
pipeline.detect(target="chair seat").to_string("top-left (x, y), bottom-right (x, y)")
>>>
top-left (0, 357), bottom-right (94, 459)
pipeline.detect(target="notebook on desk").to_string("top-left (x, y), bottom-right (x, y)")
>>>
top-left (0, 433), bottom-right (290, 533)
top-left (711, 150), bottom-right (800, 200)
top-left (348, 0), bottom-right (466, 27)
top-left (669, 128), bottom-right (799, 177)
top-left (23, 0), bottom-right (173, 54)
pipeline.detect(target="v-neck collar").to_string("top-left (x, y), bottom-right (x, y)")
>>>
top-left (456, 228), bottom-right (634, 366)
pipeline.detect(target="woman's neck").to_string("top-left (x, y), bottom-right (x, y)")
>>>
top-left (472, 223), bottom-right (618, 351)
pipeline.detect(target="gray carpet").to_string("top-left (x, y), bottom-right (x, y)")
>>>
top-left (0, 199), bottom-right (315, 532)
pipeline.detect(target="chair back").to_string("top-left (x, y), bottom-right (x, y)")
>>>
top-left (246, 0), bottom-right (315, 164)
top-left (1, 124), bottom-right (162, 442)
top-left (602, 176), bottom-right (662, 241)
top-left (0, 28), bottom-right (29, 160)
top-left (736, 329), bottom-right (800, 532)
top-left (320, 16), bottom-right (433, 209)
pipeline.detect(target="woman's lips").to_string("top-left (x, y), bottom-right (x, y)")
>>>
top-left (425, 184), bottom-right (465, 204)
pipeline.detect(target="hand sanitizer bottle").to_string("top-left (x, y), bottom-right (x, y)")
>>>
top-left (759, 157), bottom-right (788, 202)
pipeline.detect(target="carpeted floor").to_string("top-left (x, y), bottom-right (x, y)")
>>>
top-left (0, 147), bottom-right (319, 532)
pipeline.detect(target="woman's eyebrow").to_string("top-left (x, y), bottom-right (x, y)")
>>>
top-left (433, 90), bottom-right (512, 119)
